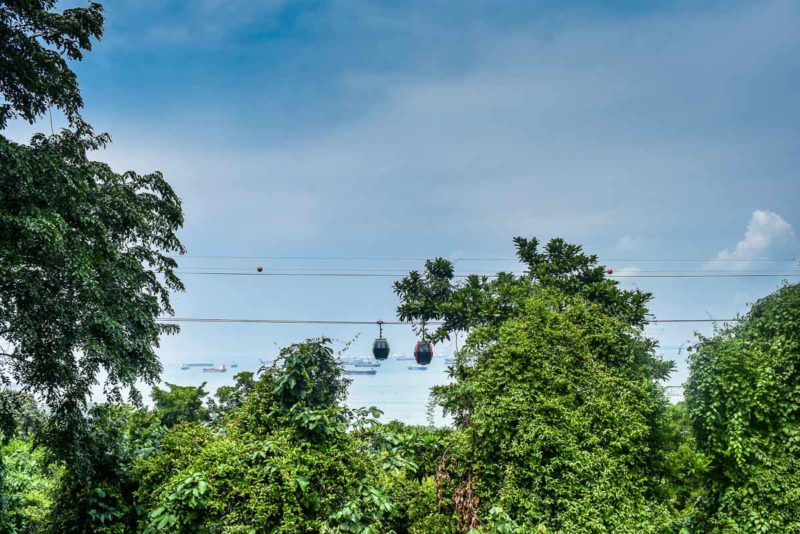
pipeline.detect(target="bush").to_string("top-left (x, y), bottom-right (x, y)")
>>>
top-left (135, 339), bottom-right (394, 533)
top-left (685, 283), bottom-right (800, 532)
top-left (433, 290), bottom-right (676, 532)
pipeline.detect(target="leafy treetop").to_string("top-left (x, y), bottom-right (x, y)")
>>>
top-left (0, 0), bottom-right (104, 129)
top-left (0, 129), bottom-right (184, 463)
top-left (395, 236), bottom-right (654, 344)
top-left (151, 382), bottom-right (210, 429)
top-left (685, 283), bottom-right (800, 531)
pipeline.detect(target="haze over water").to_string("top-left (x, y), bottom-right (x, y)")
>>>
top-left (160, 353), bottom-right (454, 426)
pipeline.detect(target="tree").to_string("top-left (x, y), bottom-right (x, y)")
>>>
top-left (208, 371), bottom-right (255, 421)
top-left (0, 390), bottom-right (56, 533)
top-left (136, 339), bottom-right (394, 533)
top-left (395, 236), bottom-right (655, 341)
top-left (0, 0), bottom-right (185, 462)
top-left (152, 382), bottom-right (210, 429)
top-left (684, 283), bottom-right (800, 532)
top-left (443, 290), bottom-right (674, 531)
top-left (0, 390), bottom-right (46, 443)
top-left (394, 236), bottom-right (677, 531)
top-left (49, 403), bottom-right (162, 532)
top-left (0, 130), bottom-right (184, 461)
top-left (0, 0), bottom-right (103, 129)
top-left (1, 437), bottom-right (62, 532)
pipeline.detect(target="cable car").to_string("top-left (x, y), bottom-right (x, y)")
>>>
top-left (414, 340), bottom-right (433, 366)
top-left (372, 321), bottom-right (390, 361)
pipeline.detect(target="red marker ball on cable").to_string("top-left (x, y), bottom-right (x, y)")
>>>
top-left (606, 268), bottom-right (613, 275)
top-left (257, 266), bottom-right (264, 273)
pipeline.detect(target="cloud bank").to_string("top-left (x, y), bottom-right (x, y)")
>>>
top-left (704, 210), bottom-right (797, 271)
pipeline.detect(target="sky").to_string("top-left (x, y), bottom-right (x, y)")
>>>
top-left (5, 0), bottom-right (800, 410)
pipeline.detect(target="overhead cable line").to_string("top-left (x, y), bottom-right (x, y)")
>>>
top-left (175, 266), bottom-right (800, 274)
top-left (156, 317), bottom-right (740, 325)
top-left (171, 254), bottom-right (797, 263)
top-left (173, 270), bottom-right (800, 279)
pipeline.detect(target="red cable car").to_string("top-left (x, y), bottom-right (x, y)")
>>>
top-left (414, 340), bottom-right (433, 366)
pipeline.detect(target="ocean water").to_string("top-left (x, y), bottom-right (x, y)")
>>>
top-left (160, 355), bottom-right (454, 426)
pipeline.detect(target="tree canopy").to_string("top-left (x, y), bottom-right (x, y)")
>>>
top-left (0, 0), bottom-right (185, 462)
top-left (395, 236), bottom-right (655, 342)
top-left (392, 235), bottom-right (680, 531)
top-left (685, 283), bottom-right (800, 532)
top-left (0, 0), bottom-right (103, 128)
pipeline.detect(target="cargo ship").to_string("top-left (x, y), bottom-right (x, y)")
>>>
top-left (202, 364), bottom-right (227, 373)
top-left (181, 362), bottom-right (213, 370)
top-left (344, 368), bottom-right (377, 375)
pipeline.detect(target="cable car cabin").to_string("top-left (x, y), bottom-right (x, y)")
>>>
top-left (372, 338), bottom-right (390, 361)
top-left (414, 341), bottom-right (433, 366)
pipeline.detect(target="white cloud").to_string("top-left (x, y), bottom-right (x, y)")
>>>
top-left (704, 210), bottom-right (797, 270)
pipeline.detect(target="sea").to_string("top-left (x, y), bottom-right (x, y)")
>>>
top-left (160, 355), bottom-right (454, 426)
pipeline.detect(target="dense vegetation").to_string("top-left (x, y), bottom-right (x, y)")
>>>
top-left (0, 0), bottom-right (184, 467)
top-left (0, 278), bottom-right (796, 532)
top-left (2, 1), bottom-right (799, 532)
top-left (685, 283), bottom-right (800, 532)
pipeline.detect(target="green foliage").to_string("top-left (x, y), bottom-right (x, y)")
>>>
top-left (657, 403), bottom-right (709, 518)
top-left (135, 339), bottom-right (394, 533)
top-left (685, 283), bottom-right (800, 532)
top-left (0, 128), bottom-right (184, 462)
top-left (361, 420), bottom-right (450, 479)
top-left (0, 438), bottom-right (62, 532)
top-left (395, 236), bottom-right (678, 531)
top-left (208, 371), bottom-right (255, 421)
top-left (152, 382), bottom-right (210, 428)
top-left (1, 0), bottom-right (184, 466)
top-left (437, 291), bottom-right (674, 532)
top-left (2, 235), bottom-right (795, 533)
top-left (269, 338), bottom-right (350, 411)
top-left (48, 403), bottom-right (162, 533)
top-left (394, 236), bottom-right (657, 344)
top-left (0, 0), bottom-right (103, 128)
top-left (0, 390), bottom-right (45, 443)
top-left (147, 472), bottom-right (210, 532)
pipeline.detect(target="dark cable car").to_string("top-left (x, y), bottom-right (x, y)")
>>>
top-left (414, 340), bottom-right (433, 366)
top-left (372, 321), bottom-right (390, 361)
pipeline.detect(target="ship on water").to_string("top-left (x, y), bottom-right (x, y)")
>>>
top-left (203, 364), bottom-right (227, 373)
top-left (344, 368), bottom-right (377, 375)
top-left (338, 358), bottom-right (381, 368)
top-left (181, 362), bottom-right (213, 370)
top-left (408, 366), bottom-right (429, 371)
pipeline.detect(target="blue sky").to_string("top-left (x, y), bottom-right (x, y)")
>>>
top-left (8, 0), bottom-right (800, 396)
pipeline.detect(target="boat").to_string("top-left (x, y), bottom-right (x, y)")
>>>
top-left (444, 358), bottom-right (455, 365)
top-left (396, 356), bottom-right (415, 361)
top-left (339, 358), bottom-right (380, 368)
top-left (408, 365), bottom-right (429, 371)
top-left (354, 361), bottom-right (381, 368)
top-left (344, 368), bottom-right (377, 375)
top-left (203, 364), bottom-right (227, 373)
top-left (180, 364), bottom-right (189, 370)
top-left (230, 362), bottom-right (239, 368)
top-left (182, 362), bottom-right (213, 369)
